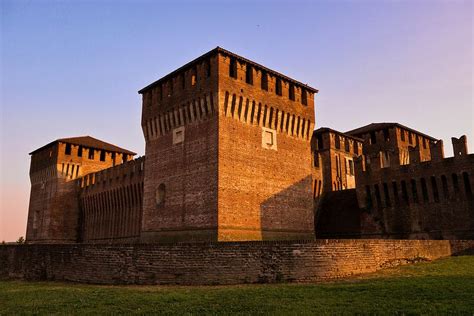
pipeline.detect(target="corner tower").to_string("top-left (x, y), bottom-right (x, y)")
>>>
top-left (139, 47), bottom-right (318, 242)
top-left (26, 136), bottom-right (135, 243)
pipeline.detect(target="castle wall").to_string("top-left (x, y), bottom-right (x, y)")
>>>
top-left (2, 240), bottom-right (473, 285)
top-left (79, 157), bottom-right (145, 243)
top-left (216, 52), bottom-right (316, 241)
top-left (355, 137), bottom-right (474, 240)
top-left (140, 54), bottom-right (220, 242)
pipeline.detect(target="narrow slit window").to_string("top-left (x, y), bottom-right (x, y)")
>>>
top-left (100, 150), bottom-right (106, 162)
top-left (383, 183), bottom-right (391, 207)
top-left (317, 134), bottom-right (324, 150)
top-left (256, 103), bottom-right (262, 124)
top-left (441, 175), bottom-right (449, 199)
top-left (421, 178), bottom-right (429, 202)
top-left (289, 84), bottom-right (295, 101)
top-left (65, 143), bottom-right (72, 155)
top-left (370, 131), bottom-right (377, 144)
top-left (431, 176), bottom-right (440, 202)
top-left (275, 78), bottom-right (282, 96)
top-left (313, 152), bottom-right (319, 168)
top-left (392, 181), bottom-right (400, 205)
top-left (268, 107), bottom-right (274, 128)
top-left (374, 184), bottom-right (382, 207)
top-left (229, 58), bottom-right (237, 78)
top-left (246, 65), bottom-right (253, 84)
top-left (250, 101), bottom-right (255, 123)
top-left (452, 173), bottom-right (460, 194)
top-left (411, 179), bottom-right (419, 203)
top-left (88, 148), bottom-right (95, 160)
top-left (401, 180), bottom-right (409, 204)
top-left (462, 172), bottom-right (472, 197)
top-left (261, 70), bottom-right (268, 91)
top-left (348, 160), bottom-right (354, 175)
top-left (365, 185), bottom-right (373, 209)
top-left (301, 89), bottom-right (307, 105)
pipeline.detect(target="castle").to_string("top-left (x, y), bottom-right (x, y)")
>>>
top-left (25, 47), bottom-right (474, 244)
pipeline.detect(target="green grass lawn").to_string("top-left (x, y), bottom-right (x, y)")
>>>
top-left (1, 256), bottom-right (473, 315)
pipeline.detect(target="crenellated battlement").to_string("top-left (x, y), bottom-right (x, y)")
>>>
top-left (78, 156), bottom-right (145, 243)
top-left (78, 156), bottom-right (144, 190)
top-left (355, 136), bottom-right (471, 174)
top-left (354, 135), bottom-right (473, 240)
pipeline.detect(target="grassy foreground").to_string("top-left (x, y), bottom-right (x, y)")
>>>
top-left (1, 256), bottom-right (473, 315)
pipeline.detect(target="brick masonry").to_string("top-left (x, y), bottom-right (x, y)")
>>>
top-left (1, 240), bottom-right (473, 285)
top-left (355, 137), bottom-right (474, 240)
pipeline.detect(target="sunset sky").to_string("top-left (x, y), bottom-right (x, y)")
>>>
top-left (1, 0), bottom-right (472, 241)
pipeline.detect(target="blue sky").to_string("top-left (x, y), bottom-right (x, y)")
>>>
top-left (1, 0), bottom-right (472, 241)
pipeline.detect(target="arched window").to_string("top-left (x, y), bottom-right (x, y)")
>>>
top-left (156, 183), bottom-right (166, 207)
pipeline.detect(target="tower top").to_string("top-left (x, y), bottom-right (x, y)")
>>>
top-left (138, 46), bottom-right (319, 94)
top-left (29, 136), bottom-right (136, 156)
top-left (345, 122), bottom-right (437, 141)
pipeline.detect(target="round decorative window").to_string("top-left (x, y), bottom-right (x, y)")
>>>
top-left (155, 183), bottom-right (166, 207)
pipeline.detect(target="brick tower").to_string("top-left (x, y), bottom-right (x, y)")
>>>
top-left (26, 137), bottom-right (135, 243)
top-left (139, 47), bottom-right (318, 242)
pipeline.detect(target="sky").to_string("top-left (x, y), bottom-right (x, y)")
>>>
top-left (1, 0), bottom-right (472, 242)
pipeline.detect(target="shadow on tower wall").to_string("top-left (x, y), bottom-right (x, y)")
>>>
top-left (259, 176), bottom-right (315, 241)
top-left (314, 189), bottom-right (362, 239)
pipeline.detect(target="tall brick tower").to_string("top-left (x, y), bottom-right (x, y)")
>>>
top-left (139, 47), bottom-right (318, 242)
top-left (26, 137), bottom-right (135, 243)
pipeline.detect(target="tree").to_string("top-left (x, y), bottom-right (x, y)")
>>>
top-left (16, 236), bottom-right (25, 244)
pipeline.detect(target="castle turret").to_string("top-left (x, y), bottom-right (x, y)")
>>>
top-left (26, 136), bottom-right (135, 243)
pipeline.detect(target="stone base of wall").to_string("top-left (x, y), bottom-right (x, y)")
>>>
top-left (1, 239), bottom-right (473, 285)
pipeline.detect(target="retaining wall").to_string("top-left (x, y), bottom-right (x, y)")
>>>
top-left (1, 239), bottom-right (473, 285)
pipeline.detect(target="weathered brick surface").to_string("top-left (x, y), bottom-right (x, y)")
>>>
top-left (138, 48), bottom-right (317, 242)
top-left (216, 52), bottom-right (316, 241)
top-left (140, 53), bottom-right (219, 242)
top-left (27, 142), bottom-right (134, 243)
top-left (79, 157), bottom-right (145, 243)
top-left (355, 139), bottom-right (474, 240)
top-left (312, 128), bottom-right (363, 194)
top-left (1, 240), bottom-right (472, 285)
